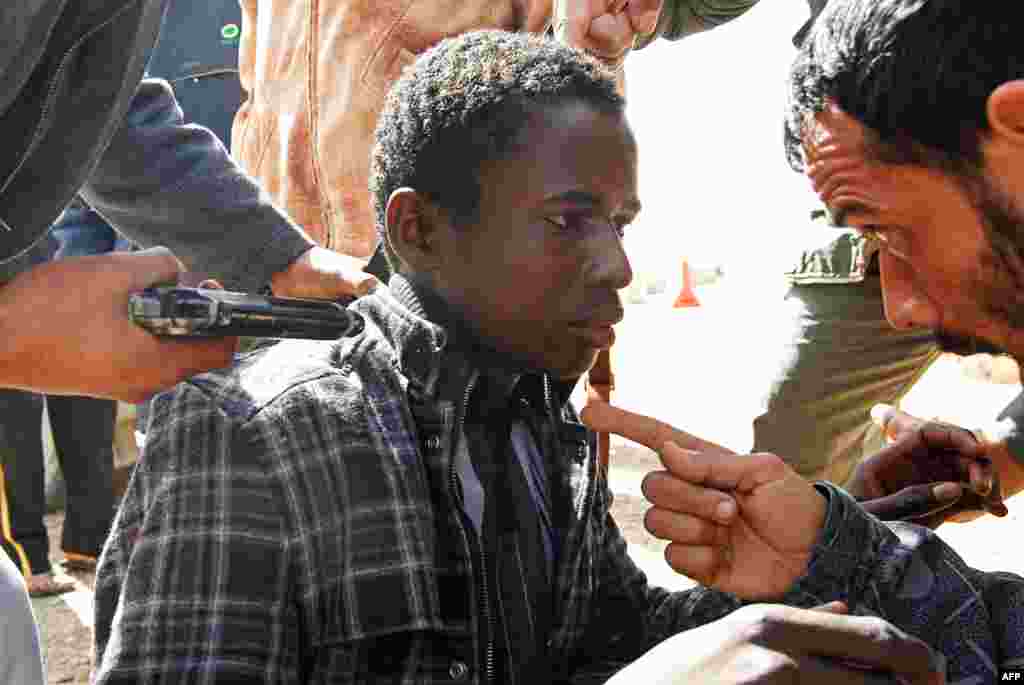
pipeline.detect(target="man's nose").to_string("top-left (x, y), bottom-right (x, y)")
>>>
top-left (589, 225), bottom-right (633, 291)
top-left (878, 250), bottom-right (938, 330)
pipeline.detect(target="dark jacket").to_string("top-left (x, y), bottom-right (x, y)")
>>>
top-left (147, 0), bottom-right (243, 146)
top-left (0, 0), bottom-right (313, 289)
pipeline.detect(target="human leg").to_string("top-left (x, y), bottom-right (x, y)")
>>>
top-left (752, 274), bottom-right (940, 485)
top-left (0, 390), bottom-right (74, 595)
top-left (46, 394), bottom-right (116, 563)
top-left (0, 390), bottom-right (52, 577)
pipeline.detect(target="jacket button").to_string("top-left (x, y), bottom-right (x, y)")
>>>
top-left (448, 660), bottom-right (469, 680)
top-left (425, 435), bottom-right (441, 451)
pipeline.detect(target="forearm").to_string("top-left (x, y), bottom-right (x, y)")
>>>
top-left (779, 483), bottom-right (900, 605)
top-left (634, 0), bottom-right (760, 48)
top-left (784, 483), bottom-right (1024, 680)
top-left (80, 79), bottom-right (314, 291)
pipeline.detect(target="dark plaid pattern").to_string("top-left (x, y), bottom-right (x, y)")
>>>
top-left (93, 283), bottom-right (1024, 683)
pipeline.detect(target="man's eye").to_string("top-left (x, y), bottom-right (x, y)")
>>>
top-left (546, 214), bottom-right (630, 237)
top-left (860, 225), bottom-right (913, 260)
top-left (546, 214), bottom-right (588, 231)
top-left (859, 226), bottom-right (884, 243)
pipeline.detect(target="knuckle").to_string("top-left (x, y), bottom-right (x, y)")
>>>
top-left (663, 544), bottom-right (685, 573)
top-left (733, 643), bottom-right (801, 680)
top-left (860, 615), bottom-right (899, 644)
top-left (642, 507), bottom-right (661, 535)
top-left (640, 472), bottom-right (660, 500)
top-left (749, 451), bottom-right (787, 474)
top-left (731, 604), bottom-right (780, 639)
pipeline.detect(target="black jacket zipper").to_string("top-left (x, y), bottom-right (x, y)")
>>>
top-left (448, 373), bottom-right (497, 684)
top-left (542, 375), bottom-right (597, 672)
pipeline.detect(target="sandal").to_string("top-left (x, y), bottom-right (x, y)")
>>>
top-left (25, 570), bottom-right (77, 597)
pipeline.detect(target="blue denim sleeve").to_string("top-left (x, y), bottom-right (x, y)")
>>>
top-left (79, 79), bottom-right (314, 290)
top-left (782, 482), bottom-right (1024, 682)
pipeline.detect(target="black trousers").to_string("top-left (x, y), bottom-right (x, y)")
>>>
top-left (0, 390), bottom-right (115, 576)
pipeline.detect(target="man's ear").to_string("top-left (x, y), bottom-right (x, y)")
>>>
top-left (384, 188), bottom-right (443, 273)
top-left (987, 81), bottom-right (1024, 145)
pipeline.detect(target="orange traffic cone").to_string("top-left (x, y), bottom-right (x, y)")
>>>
top-left (673, 259), bottom-right (700, 308)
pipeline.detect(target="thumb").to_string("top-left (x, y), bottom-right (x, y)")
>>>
top-left (628, 0), bottom-right (663, 36)
top-left (870, 403), bottom-right (922, 442)
top-left (112, 247), bottom-right (184, 291)
top-left (861, 483), bottom-right (963, 522)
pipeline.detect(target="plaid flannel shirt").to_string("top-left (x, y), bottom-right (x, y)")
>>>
top-left (94, 281), bottom-right (1024, 683)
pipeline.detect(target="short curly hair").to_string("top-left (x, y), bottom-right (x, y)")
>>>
top-left (369, 30), bottom-right (624, 267)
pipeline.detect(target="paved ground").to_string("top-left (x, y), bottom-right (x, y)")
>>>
top-left (31, 279), bottom-right (1024, 682)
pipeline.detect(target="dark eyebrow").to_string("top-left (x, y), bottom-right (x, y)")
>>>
top-left (545, 190), bottom-right (601, 207)
top-left (544, 190), bottom-right (643, 215)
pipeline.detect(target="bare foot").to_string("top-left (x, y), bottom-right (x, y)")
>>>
top-left (25, 570), bottom-right (77, 597)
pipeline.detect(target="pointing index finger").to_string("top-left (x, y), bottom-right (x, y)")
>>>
top-left (580, 401), bottom-right (734, 456)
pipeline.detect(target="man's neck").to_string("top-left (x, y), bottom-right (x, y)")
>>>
top-left (389, 274), bottom-right (530, 392)
top-left (388, 273), bottom-right (581, 407)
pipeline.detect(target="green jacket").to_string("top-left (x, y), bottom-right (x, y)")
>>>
top-left (785, 211), bottom-right (877, 285)
top-left (637, 0), bottom-right (761, 48)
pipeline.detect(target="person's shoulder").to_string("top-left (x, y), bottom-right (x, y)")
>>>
top-left (177, 292), bottom-right (416, 422)
top-left (138, 342), bottom-right (391, 489)
top-left (184, 338), bottom-right (363, 423)
top-left (137, 339), bottom-right (370, 471)
top-left (142, 289), bottom-right (431, 462)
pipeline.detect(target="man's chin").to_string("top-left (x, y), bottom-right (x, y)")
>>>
top-left (934, 329), bottom-right (1009, 357)
top-left (545, 351), bottom-right (601, 384)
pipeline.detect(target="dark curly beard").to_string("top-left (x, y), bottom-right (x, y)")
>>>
top-left (935, 173), bottom-right (1024, 363)
top-left (933, 329), bottom-right (1006, 357)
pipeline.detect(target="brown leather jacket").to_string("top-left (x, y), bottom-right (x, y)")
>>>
top-left (233, 1), bottom-right (553, 257)
top-left (233, 0), bottom-right (758, 257)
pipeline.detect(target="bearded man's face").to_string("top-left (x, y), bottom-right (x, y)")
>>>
top-left (802, 102), bottom-right (1024, 363)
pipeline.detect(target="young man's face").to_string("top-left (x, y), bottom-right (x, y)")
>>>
top-left (803, 102), bottom-right (1024, 362)
top-left (434, 100), bottom-right (639, 380)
